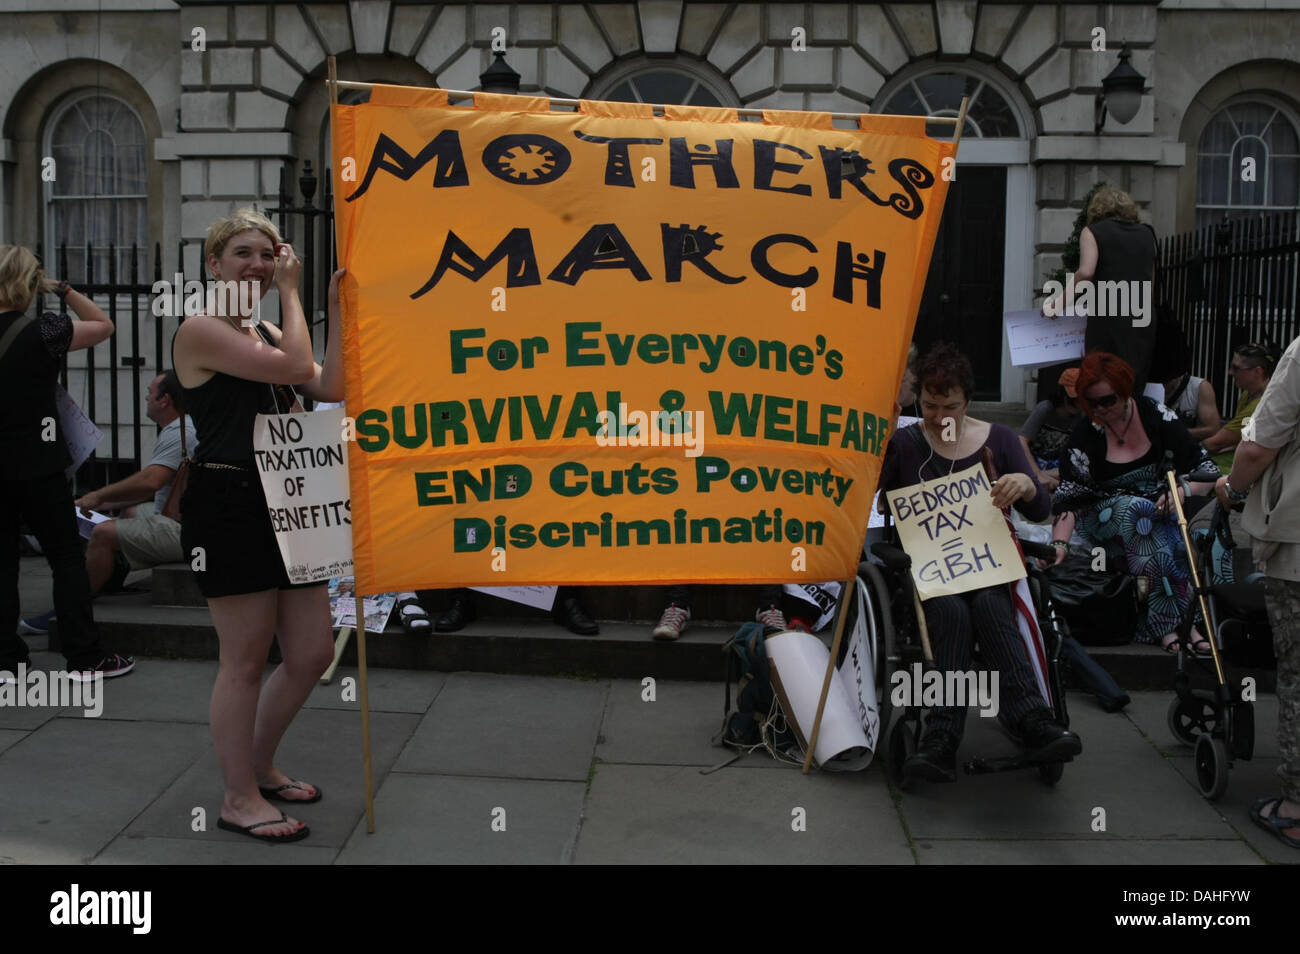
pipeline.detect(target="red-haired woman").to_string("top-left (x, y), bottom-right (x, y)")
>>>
top-left (1050, 352), bottom-right (1221, 650)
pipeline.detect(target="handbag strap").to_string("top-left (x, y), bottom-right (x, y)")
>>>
top-left (0, 313), bottom-right (33, 364)
top-left (252, 321), bottom-right (302, 413)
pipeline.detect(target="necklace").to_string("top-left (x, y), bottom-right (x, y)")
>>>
top-left (1105, 400), bottom-right (1135, 445)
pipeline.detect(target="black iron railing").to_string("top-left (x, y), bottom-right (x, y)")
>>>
top-left (1158, 210), bottom-right (1300, 419)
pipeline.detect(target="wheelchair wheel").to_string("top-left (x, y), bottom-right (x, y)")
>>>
top-left (1167, 690), bottom-right (1219, 746)
top-left (1038, 761), bottom-right (1065, 786)
top-left (1229, 700), bottom-right (1255, 761)
top-left (1194, 733), bottom-right (1230, 801)
top-left (887, 716), bottom-right (916, 789)
top-left (857, 562), bottom-right (896, 745)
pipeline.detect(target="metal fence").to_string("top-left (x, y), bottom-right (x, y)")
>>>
top-left (1158, 210), bottom-right (1300, 418)
top-left (49, 163), bottom-right (335, 489)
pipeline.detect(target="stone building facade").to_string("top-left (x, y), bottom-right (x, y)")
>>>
top-left (1, 1), bottom-right (1297, 457)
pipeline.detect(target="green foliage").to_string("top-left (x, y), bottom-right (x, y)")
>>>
top-left (1047, 181), bottom-right (1107, 288)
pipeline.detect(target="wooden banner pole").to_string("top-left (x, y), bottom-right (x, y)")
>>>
top-left (327, 54), bottom-right (376, 834)
top-left (320, 626), bottom-right (352, 685)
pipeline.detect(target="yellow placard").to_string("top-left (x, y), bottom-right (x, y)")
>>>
top-left (886, 463), bottom-right (1027, 600)
top-left (332, 87), bottom-right (954, 593)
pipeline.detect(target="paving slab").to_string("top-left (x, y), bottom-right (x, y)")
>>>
top-left (0, 718), bottom-right (208, 864)
top-left (914, 838), bottom-right (1263, 864)
top-left (575, 762), bottom-right (911, 864)
top-left (0, 652), bottom-right (76, 730)
top-left (336, 773), bottom-right (586, 864)
top-left (0, 729), bottom-right (29, 756)
top-left (394, 672), bottom-right (606, 781)
top-left (122, 709), bottom-right (419, 851)
top-left (93, 834), bottom-right (337, 865)
top-left (896, 696), bottom-right (1233, 840)
top-left (1164, 754), bottom-right (1299, 865)
top-left (304, 667), bottom-right (447, 714)
top-left (597, 678), bottom-right (786, 769)
top-left (59, 659), bottom-right (216, 725)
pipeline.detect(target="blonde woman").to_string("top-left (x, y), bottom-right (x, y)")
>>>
top-left (0, 245), bottom-right (133, 683)
top-left (172, 210), bottom-right (344, 843)
top-left (1051, 186), bottom-right (1160, 394)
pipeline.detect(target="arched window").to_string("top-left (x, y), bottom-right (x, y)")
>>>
top-left (43, 92), bottom-right (148, 280)
top-left (1196, 100), bottom-right (1300, 230)
top-left (880, 72), bottom-right (1021, 139)
top-left (588, 58), bottom-right (736, 107)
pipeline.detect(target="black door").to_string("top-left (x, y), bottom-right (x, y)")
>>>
top-left (912, 166), bottom-right (1006, 400)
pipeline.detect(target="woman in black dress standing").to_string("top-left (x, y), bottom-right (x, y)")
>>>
top-left (172, 210), bottom-right (344, 843)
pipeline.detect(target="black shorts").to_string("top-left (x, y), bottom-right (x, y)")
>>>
top-left (179, 465), bottom-right (326, 599)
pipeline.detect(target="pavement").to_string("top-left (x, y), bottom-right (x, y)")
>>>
top-left (1, 639), bottom-right (1296, 865)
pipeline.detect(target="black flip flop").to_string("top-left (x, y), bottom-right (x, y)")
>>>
top-left (217, 811), bottom-right (310, 844)
top-left (1250, 796), bottom-right (1300, 849)
top-left (259, 779), bottom-right (323, 804)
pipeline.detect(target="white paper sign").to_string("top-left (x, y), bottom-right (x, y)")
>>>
top-left (1005, 309), bottom-right (1086, 368)
top-left (253, 407), bottom-right (352, 584)
top-left (886, 462), bottom-right (1026, 600)
top-left (55, 385), bottom-right (103, 477)
top-left (470, 585), bottom-right (557, 611)
top-left (765, 594), bottom-right (879, 772)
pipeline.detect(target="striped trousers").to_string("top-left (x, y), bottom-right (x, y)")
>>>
top-left (920, 584), bottom-right (1049, 739)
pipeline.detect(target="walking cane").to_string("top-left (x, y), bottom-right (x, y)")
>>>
top-left (1165, 463), bottom-right (1227, 685)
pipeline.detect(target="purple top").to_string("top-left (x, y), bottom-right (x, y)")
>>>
top-left (879, 420), bottom-right (1051, 522)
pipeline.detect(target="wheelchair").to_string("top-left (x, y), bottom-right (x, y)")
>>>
top-left (1166, 499), bottom-right (1272, 800)
top-left (848, 533), bottom-right (1074, 789)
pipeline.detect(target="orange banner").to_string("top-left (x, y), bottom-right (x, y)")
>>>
top-left (332, 87), bottom-right (954, 593)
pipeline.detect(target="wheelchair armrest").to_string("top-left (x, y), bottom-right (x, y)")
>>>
top-left (870, 541), bottom-right (912, 574)
top-left (1018, 538), bottom-right (1057, 563)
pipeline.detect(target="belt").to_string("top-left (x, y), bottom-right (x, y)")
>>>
top-left (192, 460), bottom-right (254, 472)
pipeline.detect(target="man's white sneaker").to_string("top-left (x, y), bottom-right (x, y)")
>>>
top-left (652, 604), bottom-right (691, 641)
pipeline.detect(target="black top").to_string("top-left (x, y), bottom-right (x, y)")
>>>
top-left (1052, 397), bottom-right (1222, 515)
top-left (0, 309), bottom-right (74, 479)
top-left (174, 322), bottom-right (296, 467)
top-left (1084, 218), bottom-right (1159, 387)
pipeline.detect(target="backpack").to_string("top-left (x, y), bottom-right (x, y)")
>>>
top-left (718, 621), bottom-right (797, 756)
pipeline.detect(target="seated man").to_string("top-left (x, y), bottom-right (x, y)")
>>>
top-left (879, 343), bottom-right (1081, 783)
top-left (20, 371), bottom-right (196, 633)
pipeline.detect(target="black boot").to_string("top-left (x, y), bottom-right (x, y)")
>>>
top-left (553, 594), bottom-right (599, 635)
top-left (904, 728), bottom-right (959, 783)
top-left (435, 594), bottom-right (477, 632)
top-left (1018, 708), bottom-right (1083, 762)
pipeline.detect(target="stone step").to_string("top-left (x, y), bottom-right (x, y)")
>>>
top-left (148, 563), bottom-right (791, 622)
top-left (52, 590), bottom-right (1277, 693)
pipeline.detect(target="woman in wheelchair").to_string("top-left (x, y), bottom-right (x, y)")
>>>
top-left (1049, 352), bottom-right (1221, 652)
top-left (880, 343), bottom-right (1082, 783)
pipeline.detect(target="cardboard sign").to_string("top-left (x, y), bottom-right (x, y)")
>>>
top-left (331, 87), bottom-right (954, 592)
top-left (886, 462), bottom-right (1025, 599)
top-left (253, 407), bottom-right (353, 584)
top-left (1004, 309), bottom-right (1086, 368)
top-left (470, 585), bottom-right (557, 611)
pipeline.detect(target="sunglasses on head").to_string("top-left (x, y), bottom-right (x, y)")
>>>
top-left (1083, 393), bottom-right (1121, 409)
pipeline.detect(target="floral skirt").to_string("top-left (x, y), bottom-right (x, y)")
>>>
top-left (1079, 476), bottom-right (1193, 644)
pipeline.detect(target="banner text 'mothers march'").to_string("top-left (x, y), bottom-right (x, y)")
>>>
top-left (332, 88), bottom-right (953, 592)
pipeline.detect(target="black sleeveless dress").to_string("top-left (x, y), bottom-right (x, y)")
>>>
top-left (174, 325), bottom-right (324, 598)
